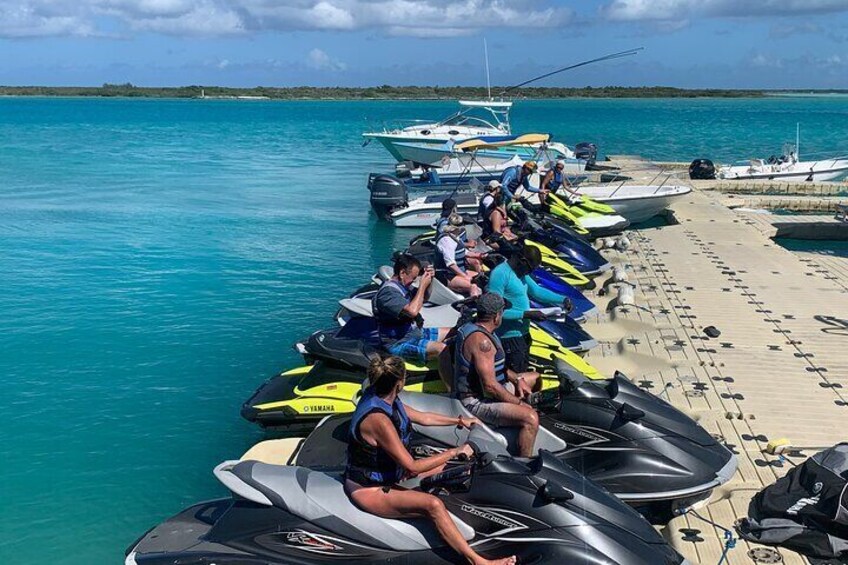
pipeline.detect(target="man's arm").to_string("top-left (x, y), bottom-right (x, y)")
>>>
top-left (526, 274), bottom-right (566, 306)
top-left (500, 169), bottom-right (516, 201)
top-left (468, 333), bottom-right (520, 404)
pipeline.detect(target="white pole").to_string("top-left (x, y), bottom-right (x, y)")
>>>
top-left (796, 122), bottom-right (800, 160)
top-left (484, 38), bottom-right (492, 100)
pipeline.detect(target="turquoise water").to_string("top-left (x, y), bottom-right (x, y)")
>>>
top-left (777, 238), bottom-right (848, 257)
top-left (2, 96), bottom-right (848, 564)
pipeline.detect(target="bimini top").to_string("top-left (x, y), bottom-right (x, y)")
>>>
top-left (458, 100), bottom-right (513, 109)
top-left (455, 133), bottom-right (550, 152)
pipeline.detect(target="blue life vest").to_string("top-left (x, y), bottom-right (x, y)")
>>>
top-left (434, 232), bottom-right (467, 276)
top-left (372, 279), bottom-right (413, 345)
top-left (453, 322), bottom-right (507, 398)
top-left (547, 169), bottom-right (563, 191)
top-left (502, 165), bottom-right (524, 196)
top-left (346, 387), bottom-right (412, 486)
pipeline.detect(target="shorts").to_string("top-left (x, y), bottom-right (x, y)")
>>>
top-left (460, 383), bottom-right (516, 428)
top-left (502, 333), bottom-right (532, 373)
top-left (387, 327), bottom-right (440, 363)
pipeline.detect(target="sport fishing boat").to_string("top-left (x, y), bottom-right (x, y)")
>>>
top-left (126, 419), bottom-right (690, 565)
top-left (717, 150), bottom-right (848, 182)
top-left (362, 100), bottom-right (513, 161)
top-left (716, 127), bottom-right (848, 181)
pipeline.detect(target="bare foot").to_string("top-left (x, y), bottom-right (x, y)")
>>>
top-left (474, 556), bottom-right (516, 565)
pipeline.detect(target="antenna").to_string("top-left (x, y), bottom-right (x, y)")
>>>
top-left (497, 48), bottom-right (643, 97)
top-left (484, 38), bottom-right (492, 100)
top-left (796, 122), bottom-right (800, 160)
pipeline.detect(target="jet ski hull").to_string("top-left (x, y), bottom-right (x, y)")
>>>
top-left (127, 428), bottom-right (687, 565)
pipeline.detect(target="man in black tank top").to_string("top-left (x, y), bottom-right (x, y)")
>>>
top-left (456, 293), bottom-right (539, 457)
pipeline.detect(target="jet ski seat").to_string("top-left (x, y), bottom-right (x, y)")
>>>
top-left (400, 392), bottom-right (567, 457)
top-left (305, 328), bottom-right (379, 369)
top-left (339, 297), bottom-right (461, 329)
top-left (215, 460), bottom-right (475, 551)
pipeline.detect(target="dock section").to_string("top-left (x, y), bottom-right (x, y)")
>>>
top-left (582, 158), bottom-right (848, 564)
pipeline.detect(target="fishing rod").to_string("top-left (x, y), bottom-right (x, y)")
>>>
top-left (497, 48), bottom-right (644, 97)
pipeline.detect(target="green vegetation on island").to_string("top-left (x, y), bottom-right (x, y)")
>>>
top-left (0, 83), bottom-right (779, 99)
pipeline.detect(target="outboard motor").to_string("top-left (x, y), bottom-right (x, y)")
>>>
top-left (574, 142), bottom-right (598, 163)
top-left (394, 161), bottom-right (413, 178)
top-left (368, 174), bottom-right (408, 217)
top-left (688, 158), bottom-right (716, 180)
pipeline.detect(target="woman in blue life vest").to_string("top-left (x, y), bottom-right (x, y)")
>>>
top-left (345, 356), bottom-right (515, 565)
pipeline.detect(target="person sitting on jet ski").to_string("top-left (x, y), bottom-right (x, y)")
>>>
top-left (435, 198), bottom-right (458, 236)
top-left (372, 254), bottom-right (451, 363)
top-left (481, 192), bottom-right (517, 247)
top-left (477, 180), bottom-right (501, 222)
top-left (345, 355), bottom-right (515, 565)
top-left (487, 246), bottom-right (570, 389)
top-left (499, 160), bottom-right (537, 204)
top-left (453, 293), bottom-right (540, 458)
top-left (436, 214), bottom-right (485, 297)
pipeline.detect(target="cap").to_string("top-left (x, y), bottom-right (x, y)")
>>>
top-left (477, 292), bottom-right (509, 318)
top-left (448, 213), bottom-right (464, 226)
top-left (487, 180), bottom-right (502, 191)
top-left (524, 160), bottom-right (537, 171)
top-left (556, 160), bottom-right (565, 168)
top-left (441, 198), bottom-right (457, 213)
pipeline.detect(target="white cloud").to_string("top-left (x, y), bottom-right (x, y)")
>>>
top-left (0, 4), bottom-right (94, 37)
top-left (0, 0), bottom-right (571, 38)
top-left (604, 0), bottom-right (848, 22)
top-left (306, 47), bottom-right (346, 71)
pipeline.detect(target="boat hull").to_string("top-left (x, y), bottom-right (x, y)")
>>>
top-left (576, 185), bottom-right (692, 224)
top-left (718, 160), bottom-right (848, 182)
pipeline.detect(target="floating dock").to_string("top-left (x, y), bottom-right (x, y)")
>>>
top-left (582, 157), bottom-right (848, 564)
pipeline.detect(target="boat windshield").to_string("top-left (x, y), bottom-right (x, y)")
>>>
top-left (437, 103), bottom-right (511, 133)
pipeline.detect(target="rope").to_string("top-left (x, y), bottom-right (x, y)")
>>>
top-left (681, 507), bottom-right (737, 565)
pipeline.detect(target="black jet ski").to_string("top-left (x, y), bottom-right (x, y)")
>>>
top-left (126, 418), bottom-right (689, 565)
top-left (243, 316), bottom-right (737, 524)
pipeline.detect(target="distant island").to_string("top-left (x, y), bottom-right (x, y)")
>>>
top-left (1, 83), bottom-right (846, 99)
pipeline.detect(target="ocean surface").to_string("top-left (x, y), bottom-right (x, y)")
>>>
top-left (2, 96), bottom-right (848, 564)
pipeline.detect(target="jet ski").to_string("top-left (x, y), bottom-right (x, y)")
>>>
top-left (519, 190), bottom-right (630, 238)
top-left (411, 218), bottom-right (610, 279)
top-left (125, 421), bottom-right (689, 565)
top-left (507, 205), bottom-right (612, 276)
top-left (338, 274), bottom-right (597, 354)
top-left (241, 310), bottom-right (603, 431)
top-left (241, 348), bottom-right (735, 524)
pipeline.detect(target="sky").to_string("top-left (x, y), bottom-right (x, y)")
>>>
top-left (0, 0), bottom-right (847, 88)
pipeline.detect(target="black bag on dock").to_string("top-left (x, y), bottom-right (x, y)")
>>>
top-left (737, 443), bottom-right (848, 559)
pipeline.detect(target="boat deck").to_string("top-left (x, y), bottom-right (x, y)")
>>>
top-left (580, 160), bottom-right (848, 564)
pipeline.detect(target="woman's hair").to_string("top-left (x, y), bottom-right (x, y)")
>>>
top-left (368, 355), bottom-right (407, 396)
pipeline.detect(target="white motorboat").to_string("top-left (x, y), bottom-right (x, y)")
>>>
top-left (388, 192), bottom-right (479, 228)
top-left (574, 184), bottom-right (692, 224)
top-left (717, 130), bottom-right (848, 182)
top-left (718, 155), bottom-right (848, 182)
top-left (363, 100), bottom-right (512, 162)
top-left (391, 135), bottom-right (579, 169)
